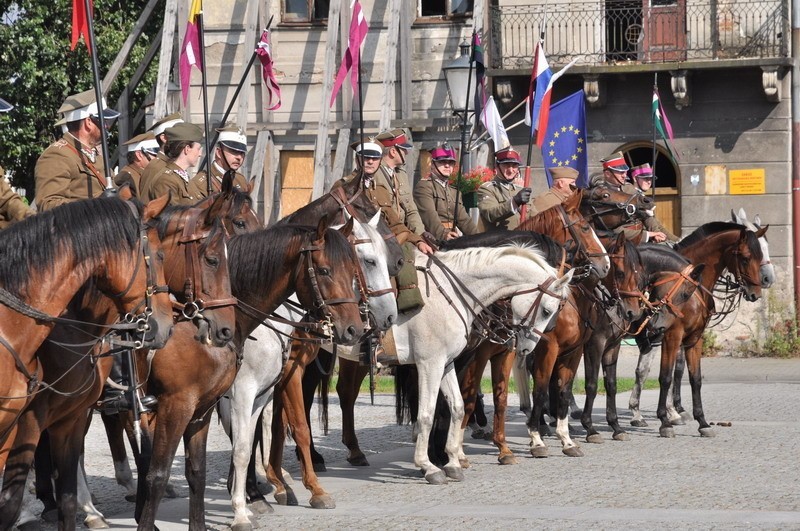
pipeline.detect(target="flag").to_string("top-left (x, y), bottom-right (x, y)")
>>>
top-left (653, 87), bottom-right (679, 160)
top-left (541, 90), bottom-right (589, 188)
top-left (524, 41), bottom-right (552, 143)
top-left (256, 30), bottom-right (281, 111)
top-left (473, 32), bottom-right (486, 120)
top-left (179, 0), bottom-right (203, 104)
top-left (329, 0), bottom-right (368, 108)
top-left (71, 0), bottom-right (93, 53)
top-left (480, 97), bottom-right (509, 151)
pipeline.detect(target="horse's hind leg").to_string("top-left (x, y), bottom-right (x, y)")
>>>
top-left (629, 341), bottom-right (658, 427)
top-left (656, 329), bottom-right (682, 438)
top-left (337, 357), bottom-right (370, 466)
top-left (439, 369), bottom-right (466, 482)
top-left (490, 347), bottom-right (517, 465)
top-left (602, 343), bottom-right (629, 441)
top-left (183, 413), bottom-right (212, 531)
top-left (101, 411), bottom-right (137, 501)
top-left (581, 333), bottom-right (604, 443)
top-left (526, 340), bottom-right (558, 457)
top-left (413, 360), bottom-right (448, 484)
top-left (0, 414), bottom-right (41, 529)
top-left (49, 417), bottom-right (89, 531)
top-left (77, 451), bottom-right (109, 529)
top-left (668, 347), bottom-right (690, 423)
top-left (685, 342), bottom-right (715, 437)
top-left (552, 355), bottom-right (584, 457)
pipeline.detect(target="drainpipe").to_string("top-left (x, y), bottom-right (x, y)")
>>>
top-left (793, 0), bottom-right (800, 318)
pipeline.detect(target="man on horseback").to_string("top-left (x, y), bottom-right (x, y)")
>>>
top-left (0, 98), bottom-right (34, 227)
top-left (528, 166), bottom-right (579, 215)
top-left (188, 124), bottom-right (251, 198)
top-left (589, 151), bottom-right (649, 242)
top-left (477, 148), bottom-right (532, 231)
top-left (34, 89), bottom-right (120, 211)
top-left (630, 163), bottom-right (679, 243)
top-left (413, 142), bottom-right (478, 243)
top-left (375, 128), bottom-right (426, 237)
top-left (139, 123), bottom-right (204, 205)
top-left (114, 132), bottom-right (159, 198)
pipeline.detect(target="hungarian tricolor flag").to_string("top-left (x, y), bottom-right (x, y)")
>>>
top-left (71, 0), bottom-right (93, 53)
top-left (179, 0), bottom-right (203, 104)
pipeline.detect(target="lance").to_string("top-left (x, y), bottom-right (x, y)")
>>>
top-left (651, 72), bottom-right (659, 200)
top-left (521, 12), bottom-right (547, 221)
top-left (192, 1), bottom-right (215, 196)
top-left (83, 0), bottom-right (114, 189)
top-left (198, 15), bottom-right (275, 176)
top-left (452, 31), bottom-right (477, 229)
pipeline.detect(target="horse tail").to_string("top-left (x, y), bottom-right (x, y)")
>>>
top-left (216, 397), bottom-right (233, 440)
top-left (513, 352), bottom-right (532, 414)
top-left (317, 351), bottom-right (334, 436)
top-left (394, 364), bottom-right (419, 425)
top-left (429, 391), bottom-right (450, 467)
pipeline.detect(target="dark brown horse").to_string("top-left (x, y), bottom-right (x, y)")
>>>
top-left (134, 217), bottom-right (366, 531)
top-left (0, 197), bottom-right (174, 469)
top-left (0, 194), bottom-right (239, 530)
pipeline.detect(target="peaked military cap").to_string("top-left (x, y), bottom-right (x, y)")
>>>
top-left (601, 151), bottom-right (629, 172)
top-left (216, 124), bottom-right (248, 153)
top-left (124, 132), bottom-right (159, 154)
top-left (549, 166), bottom-right (579, 181)
top-left (376, 128), bottom-right (413, 150)
top-left (631, 163), bottom-right (654, 179)
top-left (58, 89), bottom-right (120, 122)
top-left (0, 97), bottom-right (13, 113)
top-left (350, 141), bottom-right (383, 158)
top-left (495, 148), bottom-right (521, 165)
top-left (151, 112), bottom-right (184, 136)
top-left (430, 143), bottom-right (457, 162)
top-left (165, 123), bottom-right (204, 144)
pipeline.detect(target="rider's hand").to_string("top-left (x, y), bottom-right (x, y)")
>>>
top-left (649, 231), bottom-right (667, 243)
top-left (416, 241), bottom-right (435, 255)
top-left (513, 187), bottom-right (532, 207)
top-left (445, 230), bottom-right (460, 240)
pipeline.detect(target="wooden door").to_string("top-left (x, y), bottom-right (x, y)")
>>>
top-left (279, 150), bottom-right (315, 216)
top-left (643, 0), bottom-right (687, 61)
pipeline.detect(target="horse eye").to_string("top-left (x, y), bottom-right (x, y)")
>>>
top-left (318, 267), bottom-right (331, 276)
top-left (156, 250), bottom-right (165, 261)
top-left (234, 219), bottom-right (246, 229)
top-left (205, 255), bottom-right (220, 267)
top-left (543, 308), bottom-right (552, 318)
top-left (365, 258), bottom-right (377, 266)
top-left (602, 193), bottom-right (610, 199)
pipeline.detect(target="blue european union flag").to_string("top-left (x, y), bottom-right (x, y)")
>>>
top-left (541, 90), bottom-right (589, 188)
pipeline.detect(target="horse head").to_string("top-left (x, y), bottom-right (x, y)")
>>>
top-left (512, 269), bottom-right (574, 357)
top-left (581, 182), bottom-right (651, 233)
top-left (731, 208), bottom-right (774, 288)
top-left (730, 226), bottom-right (766, 302)
top-left (604, 233), bottom-right (647, 323)
top-left (647, 263), bottom-right (706, 333)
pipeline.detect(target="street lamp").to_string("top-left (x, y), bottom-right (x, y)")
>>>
top-left (442, 40), bottom-right (476, 174)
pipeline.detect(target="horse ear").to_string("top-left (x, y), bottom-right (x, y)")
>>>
top-left (753, 214), bottom-right (762, 227)
top-left (564, 189), bottom-right (580, 210)
top-left (203, 191), bottom-right (227, 228)
top-left (737, 207), bottom-right (748, 222)
top-left (731, 209), bottom-right (741, 224)
top-left (117, 183), bottom-right (133, 201)
top-left (368, 209), bottom-right (381, 228)
top-left (221, 170), bottom-right (234, 196)
top-left (615, 232), bottom-right (626, 250)
top-left (338, 214), bottom-right (355, 238)
top-left (690, 264), bottom-right (706, 284)
top-left (755, 225), bottom-right (768, 238)
top-left (316, 213), bottom-right (330, 240)
top-left (143, 193), bottom-right (170, 222)
top-left (553, 269), bottom-right (574, 297)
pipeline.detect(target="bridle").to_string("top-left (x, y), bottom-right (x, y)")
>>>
top-left (553, 203), bottom-right (603, 280)
top-left (582, 184), bottom-right (641, 232)
top-left (631, 264), bottom-right (708, 335)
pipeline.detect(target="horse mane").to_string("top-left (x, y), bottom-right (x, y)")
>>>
top-left (608, 238), bottom-right (642, 276)
top-left (637, 243), bottom-right (692, 276)
top-left (518, 201), bottom-right (563, 232)
top-left (674, 221), bottom-right (762, 260)
top-left (278, 175), bottom-right (377, 225)
top-left (435, 244), bottom-right (556, 279)
top-left (227, 224), bottom-right (356, 299)
top-left (0, 197), bottom-right (141, 296)
top-left (440, 231), bottom-right (563, 269)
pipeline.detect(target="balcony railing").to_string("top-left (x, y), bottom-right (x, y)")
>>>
top-left (489, 0), bottom-right (789, 70)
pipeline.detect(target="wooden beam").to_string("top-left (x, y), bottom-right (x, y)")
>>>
top-left (117, 90), bottom-right (130, 169)
top-left (125, 31), bottom-right (162, 101)
top-left (312, 0), bottom-right (342, 199)
top-left (102, 0), bottom-right (161, 95)
top-left (154, 0), bottom-right (178, 119)
top-left (329, 127), bottom-right (351, 192)
top-left (249, 130), bottom-right (270, 220)
top-left (237, 0), bottom-right (260, 129)
top-left (399, 1), bottom-right (413, 120)
top-left (379, 0), bottom-right (401, 131)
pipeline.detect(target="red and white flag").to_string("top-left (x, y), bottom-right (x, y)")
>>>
top-left (256, 30), bottom-right (281, 111)
top-left (179, 0), bottom-right (203, 104)
top-left (71, 0), bottom-right (93, 53)
top-left (329, 0), bottom-right (368, 108)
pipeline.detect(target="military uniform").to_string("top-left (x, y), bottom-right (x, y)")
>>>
top-left (477, 178), bottom-right (529, 231)
top-left (0, 168), bottom-right (33, 229)
top-left (188, 162), bottom-right (249, 199)
top-left (375, 164), bottom-right (424, 235)
top-left (588, 172), bottom-right (648, 242)
top-left (114, 164), bottom-right (143, 197)
top-left (140, 160), bottom-right (197, 206)
top-left (137, 152), bottom-right (169, 197)
top-left (529, 186), bottom-right (572, 216)
top-left (34, 135), bottom-right (108, 211)
top-left (413, 176), bottom-right (477, 241)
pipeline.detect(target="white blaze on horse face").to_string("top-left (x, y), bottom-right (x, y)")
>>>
top-left (732, 208), bottom-right (774, 288)
top-left (588, 227), bottom-right (611, 275)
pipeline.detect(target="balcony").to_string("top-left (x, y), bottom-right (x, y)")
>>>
top-left (488, 0), bottom-right (789, 71)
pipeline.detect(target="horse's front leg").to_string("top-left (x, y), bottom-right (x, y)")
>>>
top-left (552, 352), bottom-right (584, 457)
top-left (413, 361), bottom-right (448, 484)
top-left (266, 382), bottom-right (296, 507)
top-left (49, 416), bottom-right (91, 531)
top-left (301, 347), bottom-right (333, 471)
top-left (0, 411), bottom-right (41, 529)
top-left (490, 347), bottom-right (517, 465)
top-left (439, 368), bottom-right (466, 482)
top-left (601, 341), bottom-right (629, 441)
top-left (526, 337), bottom-right (557, 457)
top-left (656, 328), bottom-right (683, 438)
top-left (337, 356), bottom-right (370, 466)
top-left (685, 340), bottom-right (715, 437)
top-left (183, 412), bottom-right (213, 531)
top-left (629, 338), bottom-right (659, 427)
top-left (666, 347), bottom-right (689, 424)
top-left (580, 331), bottom-right (604, 443)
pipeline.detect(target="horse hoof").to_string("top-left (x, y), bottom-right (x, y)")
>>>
top-left (699, 427), bottom-right (717, 438)
top-left (310, 494), bottom-right (336, 509)
top-left (250, 499), bottom-right (274, 514)
top-left (669, 416), bottom-right (686, 426)
top-left (562, 446), bottom-right (585, 457)
top-left (347, 454), bottom-right (370, 467)
top-left (444, 465), bottom-right (464, 482)
top-left (630, 419), bottom-right (648, 428)
top-left (124, 492), bottom-right (137, 503)
top-left (84, 515), bottom-right (110, 529)
top-left (530, 446), bottom-right (549, 458)
top-left (613, 431), bottom-right (630, 442)
top-left (231, 522), bottom-right (253, 531)
top-left (164, 484), bottom-right (180, 498)
top-left (659, 426), bottom-right (675, 438)
top-left (470, 428), bottom-right (486, 440)
top-left (274, 489), bottom-right (298, 506)
top-left (312, 461), bottom-right (327, 473)
top-left (586, 433), bottom-right (604, 444)
top-left (41, 508), bottom-right (58, 524)
top-left (459, 457), bottom-right (471, 469)
top-left (424, 470), bottom-right (448, 485)
top-left (498, 453), bottom-right (518, 465)
top-left (681, 410), bottom-right (692, 421)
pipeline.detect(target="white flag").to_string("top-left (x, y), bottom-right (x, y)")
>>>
top-left (480, 97), bottom-right (510, 151)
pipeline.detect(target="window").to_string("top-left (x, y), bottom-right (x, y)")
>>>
top-left (283, 0), bottom-right (329, 23)
top-left (419, 0), bottom-right (473, 18)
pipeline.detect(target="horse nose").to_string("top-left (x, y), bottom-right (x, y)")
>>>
top-left (746, 292), bottom-right (759, 302)
top-left (641, 196), bottom-right (653, 205)
top-left (384, 313), bottom-right (395, 328)
top-left (345, 325), bottom-right (358, 342)
top-left (216, 326), bottom-right (233, 343)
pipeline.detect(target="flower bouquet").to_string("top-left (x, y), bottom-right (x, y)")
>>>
top-left (448, 166), bottom-right (494, 194)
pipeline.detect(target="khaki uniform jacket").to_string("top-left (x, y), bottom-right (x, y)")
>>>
top-left (637, 189), bottom-right (679, 242)
top-left (188, 163), bottom-right (250, 199)
top-left (413, 176), bottom-right (478, 241)
top-left (114, 164), bottom-right (143, 197)
top-left (375, 164), bottom-right (425, 235)
top-left (529, 186), bottom-right (572, 217)
top-left (0, 167), bottom-right (33, 229)
top-left (34, 135), bottom-right (107, 212)
top-left (477, 178), bottom-right (529, 231)
top-left (136, 152), bottom-right (169, 201)
top-left (139, 160), bottom-right (198, 206)
top-left (588, 175), bottom-right (648, 242)
top-left (333, 170), bottom-right (422, 246)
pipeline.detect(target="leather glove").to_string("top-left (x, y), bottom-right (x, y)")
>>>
top-left (513, 187), bottom-right (532, 207)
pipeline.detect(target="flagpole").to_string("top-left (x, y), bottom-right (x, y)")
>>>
top-left (195, 0), bottom-right (213, 196)
top-left (651, 72), bottom-right (658, 199)
top-left (453, 31), bottom-right (477, 229)
top-left (521, 19), bottom-right (547, 221)
top-left (198, 16), bottom-right (275, 174)
top-left (83, 0), bottom-right (113, 189)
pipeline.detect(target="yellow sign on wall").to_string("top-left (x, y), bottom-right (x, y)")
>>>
top-left (729, 169), bottom-right (765, 195)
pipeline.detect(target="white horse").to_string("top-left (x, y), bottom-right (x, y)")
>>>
top-left (336, 244), bottom-right (573, 484)
top-left (219, 211), bottom-right (396, 531)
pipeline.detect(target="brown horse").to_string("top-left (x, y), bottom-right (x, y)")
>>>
top-left (630, 223), bottom-right (765, 438)
top-left (134, 216), bottom-right (366, 531)
top-left (0, 197), bottom-right (174, 468)
top-left (0, 194), bottom-right (239, 530)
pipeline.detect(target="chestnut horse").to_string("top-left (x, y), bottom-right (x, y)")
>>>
top-left (0, 194), bottom-right (239, 530)
top-left (0, 197), bottom-right (174, 466)
top-left (134, 217), bottom-right (366, 531)
top-left (628, 223), bottom-right (765, 437)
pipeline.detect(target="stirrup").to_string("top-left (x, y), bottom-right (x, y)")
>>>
top-left (139, 394), bottom-right (158, 413)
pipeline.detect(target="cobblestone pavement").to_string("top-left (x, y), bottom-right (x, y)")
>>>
top-left (17, 351), bottom-right (800, 530)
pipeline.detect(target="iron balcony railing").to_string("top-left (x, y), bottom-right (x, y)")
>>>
top-left (489, 0), bottom-right (789, 70)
